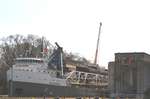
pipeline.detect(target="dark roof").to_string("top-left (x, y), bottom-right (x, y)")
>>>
top-left (115, 52), bottom-right (149, 56)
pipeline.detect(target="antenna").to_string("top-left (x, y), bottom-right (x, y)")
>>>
top-left (94, 22), bottom-right (102, 64)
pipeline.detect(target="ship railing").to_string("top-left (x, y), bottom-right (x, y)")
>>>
top-left (66, 70), bottom-right (108, 87)
top-left (69, 81), bottom-right (108, 86)
top-left (67, 79), bottom-right (108, 86)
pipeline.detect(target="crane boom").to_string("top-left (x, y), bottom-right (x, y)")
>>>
top-left (94, 22), bottom-right (102, 64)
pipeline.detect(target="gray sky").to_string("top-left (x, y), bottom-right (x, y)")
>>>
top-left (0, 0), bottom-right (150, 67)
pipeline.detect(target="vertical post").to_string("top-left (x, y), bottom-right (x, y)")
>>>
top-left (96, 74), bottom-right (98, 85)
top-left (60, 52), bottom-right (64, 76)
top-left (84, 73), bottom-right (87, 84)
top-left (78, 72), bottom-right (81, 84)
top-left (41, 36), bottom-right (44, 58)
top-left (10, 66), bottom-right (13, 96)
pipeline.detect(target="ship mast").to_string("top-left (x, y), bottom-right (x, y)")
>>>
top-left (94, 22), bottom-right (102, 65)
top-left (41, 36), bottom-right (44, 57)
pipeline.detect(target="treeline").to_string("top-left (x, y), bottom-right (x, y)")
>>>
top-left (0, 34), bottom-right (89, 94)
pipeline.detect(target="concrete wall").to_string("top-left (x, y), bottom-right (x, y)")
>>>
top-left (109, 52), bottom-right (150, 99)
top-left (108, 62), bottom-right (115, 97)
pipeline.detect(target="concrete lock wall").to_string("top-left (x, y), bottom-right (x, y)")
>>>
top-left (0, 96), bottom-right (109, 99)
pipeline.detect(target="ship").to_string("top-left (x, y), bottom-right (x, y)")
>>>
top-left (7, 23), bottom-right (108, 97)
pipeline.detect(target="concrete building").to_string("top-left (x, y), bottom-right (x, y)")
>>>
top-left (108, 52), bottom-right (150, 99)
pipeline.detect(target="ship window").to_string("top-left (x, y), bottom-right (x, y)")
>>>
top-left (15, 88), bottom-right (23, 95)
top-left (16, 59), bottom-right (43, 64)
top-left (28, 76), bottom-right (31, 79)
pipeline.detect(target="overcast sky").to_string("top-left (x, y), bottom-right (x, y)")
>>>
top-left (0, 0), bottom-right (150, 68)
